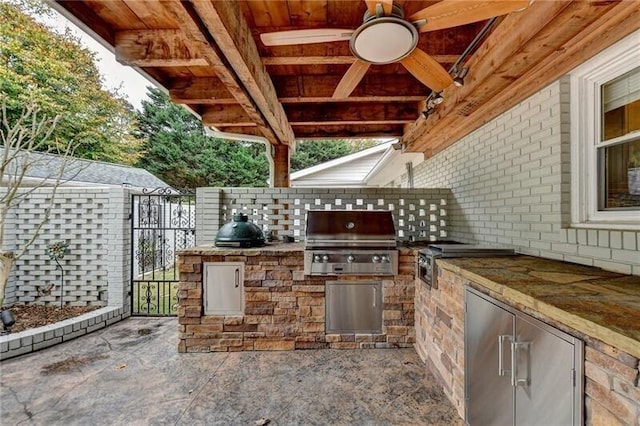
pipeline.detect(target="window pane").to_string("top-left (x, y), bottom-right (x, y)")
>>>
top-left (602, 67), bottom-right (640, 141)
top-left (599, 139), bottom-right (640, 209)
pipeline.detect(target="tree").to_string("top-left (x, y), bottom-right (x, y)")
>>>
top-left (290, 139), bottom-right (380, 172)
top-left (0, 2), bottom-right (140, 165)
top-left (135, 87), bottom-right (270, 190)
top-left (0, 101), bottom-right (81, 307)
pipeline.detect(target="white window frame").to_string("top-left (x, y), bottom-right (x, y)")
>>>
top-left (570, 30), bottom-right (640, 230)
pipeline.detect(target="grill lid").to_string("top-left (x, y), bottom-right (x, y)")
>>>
top-left (305, 210), bottom-right (396, 248)
top-left (215, 213), bottom-right (266, 248)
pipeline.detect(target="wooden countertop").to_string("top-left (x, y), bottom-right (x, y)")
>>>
top-left (438, 256), bottom-right (640, 358)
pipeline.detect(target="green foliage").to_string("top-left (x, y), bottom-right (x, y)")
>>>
top-left (135, 87), bottom-right (270, 190)
top-left (0, 3), bottom-right (140, 164)
top-left (290, 139), bottom-right (380, 172)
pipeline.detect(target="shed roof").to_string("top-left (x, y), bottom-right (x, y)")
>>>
top-left (291, 141), bottom-right (423, 187)
top-left (5, 149), bottom-right (169, 190)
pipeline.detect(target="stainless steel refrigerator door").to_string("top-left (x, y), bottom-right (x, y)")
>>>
top-left (326, 281), bottom-right (382, 333)
top-left (514, 315), bottom-right (581, 426)
top-left (465, 289), bottom-right (515, 425)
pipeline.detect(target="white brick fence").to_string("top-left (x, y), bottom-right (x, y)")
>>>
top-left (3, 187), bottom-right (132, 307)
top-left (1, 187), bottom-right (133, 359)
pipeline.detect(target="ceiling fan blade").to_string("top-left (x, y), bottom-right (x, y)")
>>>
top-left (332, 60), bottom-right (371, 99)
top-left (260, 29), bottom-right (353, 46)
top-left (409, 0), bottom-right (530, 33)
top-left (400, 49), bottom-right (453, 93)
top-left (365, 0), bottom-right (393, 16)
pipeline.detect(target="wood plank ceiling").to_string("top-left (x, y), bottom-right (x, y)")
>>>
top-left (52, 0), bottom-right (640, 157)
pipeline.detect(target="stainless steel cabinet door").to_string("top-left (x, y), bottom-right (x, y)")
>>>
top-left (204, 262), bottom-right (243, 315)
top-left (326, 281), bottom-right (382, 333)
top-left (465, 290), bottom-right (515, 426)
top-left (514, 316), bottom-right (579, 426)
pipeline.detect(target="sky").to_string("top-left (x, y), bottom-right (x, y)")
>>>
top-left (36, 5), bottom-right (152, 111)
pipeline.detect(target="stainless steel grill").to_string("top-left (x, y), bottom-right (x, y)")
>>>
top-left (304, 210), bottom-right (398, 276)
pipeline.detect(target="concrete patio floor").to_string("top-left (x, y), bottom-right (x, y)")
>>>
top-left (0, 318), bottom-right (462, 425)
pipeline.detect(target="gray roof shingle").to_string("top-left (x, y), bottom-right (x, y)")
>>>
top-left (4, 149), bottom-right (170, 189)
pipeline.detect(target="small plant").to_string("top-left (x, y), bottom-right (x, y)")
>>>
top-left (628, 150), bottom-right (640, 169)
top-left (46, 241), bottom-right (69, 307)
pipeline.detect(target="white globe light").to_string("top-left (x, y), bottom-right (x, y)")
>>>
top-left (352, 21), bottom-right (417, 64)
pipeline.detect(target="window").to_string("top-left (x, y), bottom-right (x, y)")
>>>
top-left (570, 30), bottom-right (640, 229)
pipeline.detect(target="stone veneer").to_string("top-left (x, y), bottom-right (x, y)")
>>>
top-left (177, 247), bottom-right (416, 352)
top-left (415, 267), bottom-right (640, 424)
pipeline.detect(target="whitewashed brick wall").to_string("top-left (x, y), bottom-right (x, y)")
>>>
top-left (196, 187), bottom-right (453, 245)
top-left (3, 187), bottom-right (132, 309)
top-left (397, 78), bottom-right (639, 275)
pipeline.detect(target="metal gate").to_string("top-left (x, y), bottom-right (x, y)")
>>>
top-left (131, 188), bottom-right (196, 315)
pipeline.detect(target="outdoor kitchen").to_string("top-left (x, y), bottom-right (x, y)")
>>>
top-left (176, 186), bottom-right (640, 424)
top-left (177, 188), bottom-right (449, 352)
top-left (3, 1), bottom-right (637, 424)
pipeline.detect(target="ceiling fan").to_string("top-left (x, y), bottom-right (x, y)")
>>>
top-left (260, 0), bottom-right (531, 99)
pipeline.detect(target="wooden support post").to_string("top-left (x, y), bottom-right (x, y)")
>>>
top-left (271, 145), bottom-right (290, 188)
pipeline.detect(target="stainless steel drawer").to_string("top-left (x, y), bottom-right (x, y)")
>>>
top-left (326, 281), bottom-right (382, 333)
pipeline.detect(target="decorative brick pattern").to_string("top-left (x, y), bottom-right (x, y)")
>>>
top-left (195, 187), bottom-right (452, 245)
top-left (177, 248), bottom-right (417, 352)
top-left (3, 187), bottom-right (133, 311)
top-left (391, 79), bottom-right (639, 275)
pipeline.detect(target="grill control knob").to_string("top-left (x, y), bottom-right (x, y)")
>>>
top-left (372, 255), bottom-right (381, 263)
top-left (381, 255), bottom-right (389, 263)
top-left (322, 254), bottom-right (330, 263)
top-left (313, 255), bottom-right (321, 262)
top-left (347, 255), bottom-right (356, 263)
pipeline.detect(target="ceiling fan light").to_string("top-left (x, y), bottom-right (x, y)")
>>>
top-left (350, 18), bottom-right (418, 64)
top-left (432, 93), bottom-right (444, 104)
top-left (453, 76), bottom-right (464, 87)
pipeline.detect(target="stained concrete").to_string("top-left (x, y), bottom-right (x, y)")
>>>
top-left (0, 318), bottom-right (462, 425)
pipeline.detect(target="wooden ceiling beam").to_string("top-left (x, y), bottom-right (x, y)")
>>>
top-left (114, 29), bottom-right (209, 67)
top-left (402, 0), bottom-right (572, 149)
top-left (201, 105), bottom-right (253, 127)
top-left (189, 0), bottom-right (294, 145)
top-left (284, 103), bottom-right (418, 124)
top-left (54, 1), bottom-right (115, 45)
top-left (261, 55), bottom-right (459, 66)
top-left (272, 74), bottom-right (430, 98)
top-left (279, 96), bottom-right (425, 103)
top-left (413, 0), bottom-right (640, 155)
top-left (161, 0), bottom-right (279, 145)
top-left (293, 124), bottom-right (404, 139)
top-left (168, 77), bottom-right (236, 104)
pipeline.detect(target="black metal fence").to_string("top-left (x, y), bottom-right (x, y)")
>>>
top-left (131, 188), bottom-right (195, 315)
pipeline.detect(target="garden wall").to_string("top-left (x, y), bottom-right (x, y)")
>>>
top-left (3, 187), bottom-right (132, 310)
top-left (195, 187), bottom-right (453, 244)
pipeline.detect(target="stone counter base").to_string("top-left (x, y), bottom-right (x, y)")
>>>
top-left (177, 250), bottom-right (416, 353)
top-left (414, 268), bottom-right (640, 425)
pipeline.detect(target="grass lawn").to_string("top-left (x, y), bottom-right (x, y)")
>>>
top-left (132, 267), bottom-right (180, 315)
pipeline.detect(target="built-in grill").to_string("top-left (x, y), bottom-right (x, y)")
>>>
top-left (304, 210), bottom-right (398, 276)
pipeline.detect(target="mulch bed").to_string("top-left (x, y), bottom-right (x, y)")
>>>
top-left (5, 305), bottom-right (99, 333)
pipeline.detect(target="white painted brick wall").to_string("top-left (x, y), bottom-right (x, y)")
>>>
top-left (405, 78), bottom-right (640, 275)
top-left (196, 187), bottom-right (453, 244)
top-left (3, 187), bottom-right (133, 308)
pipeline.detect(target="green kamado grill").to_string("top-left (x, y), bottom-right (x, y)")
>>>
top-left (215, 213), bottom-right (266, 248)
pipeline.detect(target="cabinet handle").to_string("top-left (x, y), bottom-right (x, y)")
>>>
top-left (498, 334), bottom-right (512, 377)
top-left (511, 340), bottom-right (530, 387)
top-left (235, 268), bottom-right (240, 288)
